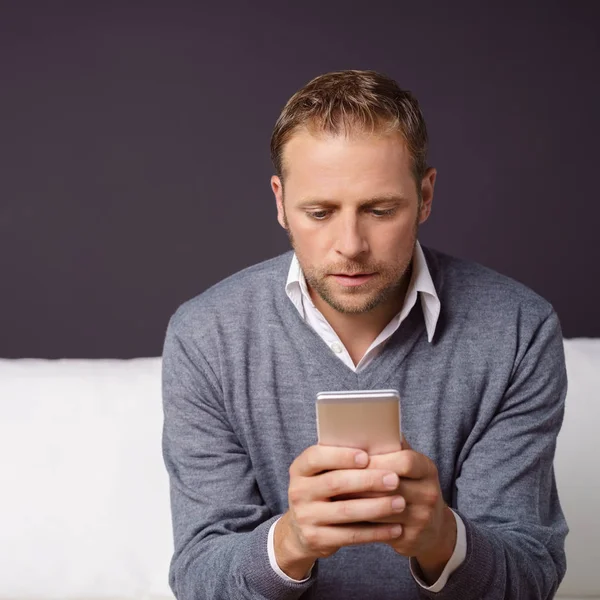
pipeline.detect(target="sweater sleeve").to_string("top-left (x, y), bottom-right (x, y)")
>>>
top-left (161, 313), bottom-right (317, 600)
top-left (417, 308), bottom-right (568, 599)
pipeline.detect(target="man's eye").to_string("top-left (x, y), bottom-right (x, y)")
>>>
top-left (371, 208), bottom-right (396, 217)
top-left (307, 210), bottom-right (330, 220)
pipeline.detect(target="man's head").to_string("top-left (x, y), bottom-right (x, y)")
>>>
top-left (270, 70), bottom-right (436, 316)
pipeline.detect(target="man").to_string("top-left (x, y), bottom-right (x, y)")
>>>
top-left (162, 70), bottom-right (568, 599)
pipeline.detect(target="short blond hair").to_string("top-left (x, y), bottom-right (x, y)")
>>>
top-left (270, 70), bottom-right (429, 190)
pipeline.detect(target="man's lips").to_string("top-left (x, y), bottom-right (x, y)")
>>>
top-left (330, 273), bottom-right (375, 287)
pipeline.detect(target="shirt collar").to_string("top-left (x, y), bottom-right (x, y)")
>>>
top-left (285, 241), bottom-right (441, 342)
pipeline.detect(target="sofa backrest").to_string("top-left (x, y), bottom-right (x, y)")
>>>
top-left (0, 340), bottom-right (598, 599)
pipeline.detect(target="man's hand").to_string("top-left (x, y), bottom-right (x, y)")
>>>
top-left (367, 440), bottom-right (457, 583)
top-left (273, 444), bottom-right (407, 580)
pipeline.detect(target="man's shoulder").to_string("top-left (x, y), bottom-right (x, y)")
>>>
top-left (424, 245), bottom-right (555, 323)
top-left (167, 250), bottom-right (292, 336)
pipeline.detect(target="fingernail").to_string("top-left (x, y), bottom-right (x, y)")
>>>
top-left (355, 452), bottom-right (369, 467)
top-left (391, 525), bottom-right (403, 537)
top-left (391, 497), bottom-right (405, 511)
top-left (383, 473), bottom-right (398, 488)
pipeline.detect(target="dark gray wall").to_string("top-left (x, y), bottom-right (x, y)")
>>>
top-left (1, 2), bottom-right (599, 358)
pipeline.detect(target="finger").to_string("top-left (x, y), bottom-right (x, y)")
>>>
top-left (291, 444), bottom-right (369, 477)
top-left (369, 449), bottom-right (432, 480)
top-left (319, 522), bottom-right (404, 549)
top-left (395, 478), bottom-right (441, 508)
top-left (318, 494), bottom-right (406, 525)
top-left (312, 468), bottom-right (400, 501)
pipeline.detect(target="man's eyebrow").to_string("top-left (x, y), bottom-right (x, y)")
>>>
top-left (296, 195), bottom-right (410, 208)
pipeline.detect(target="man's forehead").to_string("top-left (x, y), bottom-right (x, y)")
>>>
top-left (280, 128), bottom-right (412, 187)
top-left (284, 127), bottom-right (406, 152)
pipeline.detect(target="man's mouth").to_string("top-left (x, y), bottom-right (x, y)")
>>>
top-left (330, 273), bottom-right (375, 287)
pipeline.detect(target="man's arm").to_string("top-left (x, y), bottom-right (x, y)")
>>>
top-left (417, 308), bottom-right (568, 599)
top-left (161, 312), bottom-right (316, 600)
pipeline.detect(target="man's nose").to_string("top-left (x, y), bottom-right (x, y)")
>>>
top-left (334, 215), bottom-right (369, 259)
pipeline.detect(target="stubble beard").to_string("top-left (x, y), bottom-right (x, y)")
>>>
top-left (284, 216), bottom-right (418, 316)
top-left (305, 264), bottom-right (411, 315)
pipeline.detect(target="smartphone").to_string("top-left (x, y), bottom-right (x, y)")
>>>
top-left (316, 389), bottom-right (402, 455)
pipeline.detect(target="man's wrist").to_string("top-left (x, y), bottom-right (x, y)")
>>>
top-left (414, 505), bottom-right (457, 584)
top-left (273, 513), bottom-right (316, 580)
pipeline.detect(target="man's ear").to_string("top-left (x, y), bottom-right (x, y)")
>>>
top-left (271, 175), bottom-right (287, 229)
top-left (418, 167), bottom-right (436, 225)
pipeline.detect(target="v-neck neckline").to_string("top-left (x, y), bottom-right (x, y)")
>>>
top-left (277, 269), bottom-right (428, 390)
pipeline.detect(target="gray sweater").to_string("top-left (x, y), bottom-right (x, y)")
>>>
top-left (161, 246), bottom-right (568, 600)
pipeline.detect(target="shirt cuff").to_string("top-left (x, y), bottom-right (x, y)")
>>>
top-left (409, 509), bottom-right (467, 592)
top-left (267, 517), bottom-right (314, 583)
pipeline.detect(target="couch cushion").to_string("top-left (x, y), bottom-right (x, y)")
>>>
top-left (555, 339), bottom-right (600, 598)
top-left (0, 358), bottom-right (175, 600)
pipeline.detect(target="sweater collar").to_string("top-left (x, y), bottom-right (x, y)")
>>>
top-left (285, 241), bottom-right (441, 343)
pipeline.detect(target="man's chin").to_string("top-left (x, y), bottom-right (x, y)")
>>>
top-left (320, 290), bottom-right (382, 315)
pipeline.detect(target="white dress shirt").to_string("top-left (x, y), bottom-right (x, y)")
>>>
top-left (268, 241), bottom-right (467, 591)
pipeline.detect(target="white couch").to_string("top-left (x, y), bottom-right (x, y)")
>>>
top-left (0, 339), bottom-right (598, 600)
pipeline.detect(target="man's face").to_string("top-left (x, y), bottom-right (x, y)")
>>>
top-left (271, 129), bottom-right (435, 315)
